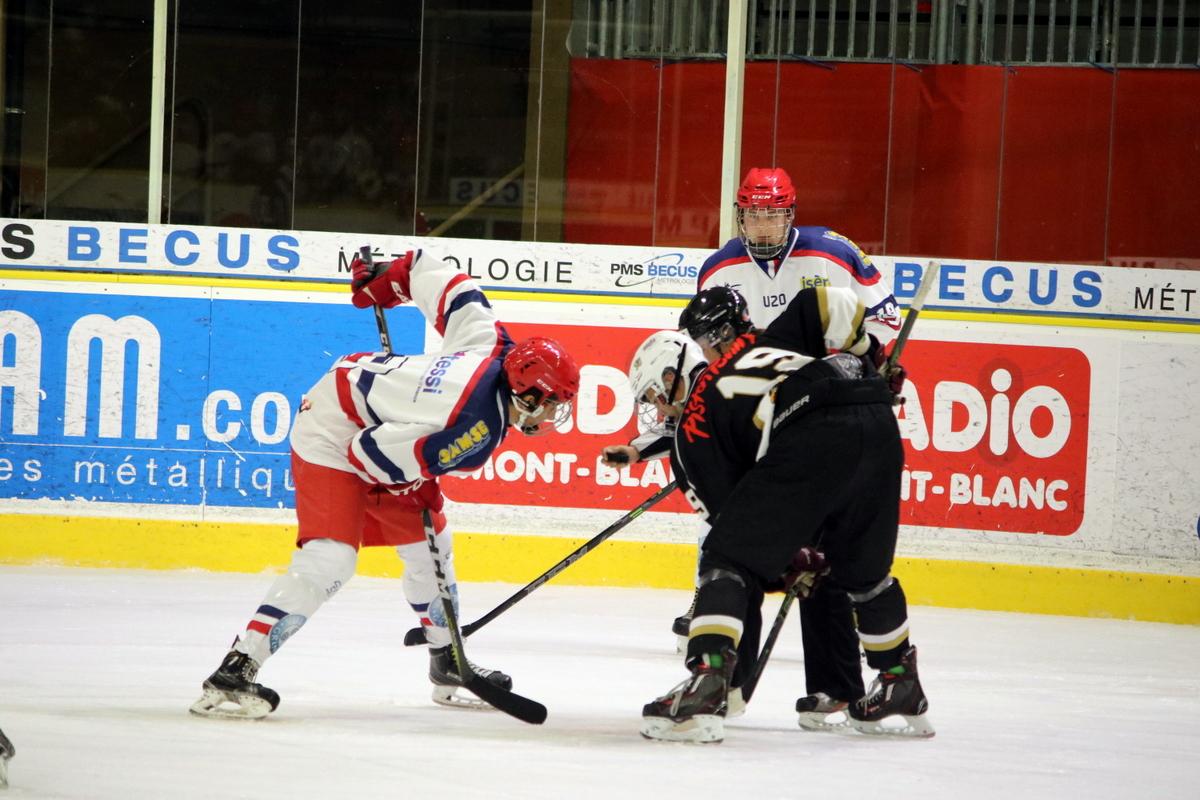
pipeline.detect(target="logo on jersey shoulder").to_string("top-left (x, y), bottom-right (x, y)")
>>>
top-left (822, 230), bottom-right (878, 276)
top-left (438, 420), bottom-right (491, 468)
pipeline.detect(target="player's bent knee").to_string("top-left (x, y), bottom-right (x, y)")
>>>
top-left (291, 538), bottom-right (358, 593)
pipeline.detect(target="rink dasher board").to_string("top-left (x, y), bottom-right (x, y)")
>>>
top-left (0, 268), bottom-right (1198, 625)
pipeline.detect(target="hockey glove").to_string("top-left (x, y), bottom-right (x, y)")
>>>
top-left (766, 547), bottom-right (830, 599)
top-left (351, 251), bottom-right (415, 309)
top-left (866, 334), bottom-right (907, 403)
top-left (383, 477), bottom-right (445, 513)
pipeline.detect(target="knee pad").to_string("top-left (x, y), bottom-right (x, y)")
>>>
top-left (290, 538), bottom-right (358, 596)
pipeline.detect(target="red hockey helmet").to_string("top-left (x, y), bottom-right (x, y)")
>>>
top-left (736, 167), bottom-right (796, 209)
top-left (735, 167), bottom-right (796, 259)
top-left (503, 337), bottom-right (580, 434)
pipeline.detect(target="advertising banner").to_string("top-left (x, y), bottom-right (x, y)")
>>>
top-left (895, 341), bottom-right (1090, 535)
top-left (0, 285), bottom-right (424, 507)
top-left (4, 217), bottom-right (1200, 323)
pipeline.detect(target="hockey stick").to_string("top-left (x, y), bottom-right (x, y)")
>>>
top-left (358, 245), bottom-right (393, 353)
top-left (740, 261), bottom-right (941, 705)
top-left (404, 480), bottom-right (679, 646)
top-left (355, 246), bottom-right (546, 723)
top-left (885, 260), bottom-right (939, 375)
top-left (423, 510), bottom-right (548, 725)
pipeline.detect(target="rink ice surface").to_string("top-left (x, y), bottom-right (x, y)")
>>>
top-left (0, 567), bottom-right (1197, 800)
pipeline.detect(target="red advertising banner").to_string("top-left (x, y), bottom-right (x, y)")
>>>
top-left (444, 325), bottom-right (1091, 536)
top-left (896, 341), bottom-right (1090, 535)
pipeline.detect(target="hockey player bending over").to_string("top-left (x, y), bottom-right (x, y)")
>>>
top-left (191, 249), bottom-right (580, 719)
top-left (639, 285), bottom-right (932, 743)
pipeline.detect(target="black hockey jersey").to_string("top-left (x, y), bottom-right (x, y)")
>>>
top-left (671, 286), bottom-right (890, 523)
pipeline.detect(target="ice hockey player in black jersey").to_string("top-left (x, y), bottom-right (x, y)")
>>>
top-left (639, 285), bottom-right (933, 743)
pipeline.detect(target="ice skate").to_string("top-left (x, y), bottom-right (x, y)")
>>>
top-left (640, 649), bottom-right (735, 743)
top-left (0, 726), bottom-right (13, 788)
top-left (672, 587), bottom-right (698, 653)
top-left (189, 650), bottom-right (280, 720)
top-left (429, 645), bottom-right (513, 710)
top-left (848, 646), bottom-right (934, 738)
top-left (795, 692), bottom-right (851, 731)
top-left (725, 685), bottom-right (746, 719)
top-left (672, 613), bottom-right (691, 654)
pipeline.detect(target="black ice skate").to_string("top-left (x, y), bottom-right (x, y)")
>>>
top-left (429, 645), bottom-right (513, 710)
top-left (795, 692), bottom-right (852, 731)
top-left (848, 645), bottom-right (934, 738)
top-left (189, 650), bottom-right (280, 720)
top-left (0, 726), bottom-right (13, 789)
top-left (640, 649), bottom-right (735, 743)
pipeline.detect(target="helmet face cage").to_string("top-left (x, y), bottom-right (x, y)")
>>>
top-left (628, 331), bottom-right (701, 436)
top-left (736, 205), bottom-right (794, 260)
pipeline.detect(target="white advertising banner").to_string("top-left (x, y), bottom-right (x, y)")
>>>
top-left (3, 217), bottom-right (1200, 322)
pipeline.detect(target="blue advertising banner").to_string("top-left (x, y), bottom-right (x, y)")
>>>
top-left (0, 286), bottom-right (425, 507)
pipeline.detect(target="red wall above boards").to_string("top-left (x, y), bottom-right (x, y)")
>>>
top-left (564, 59), bottom-right (1200, 269)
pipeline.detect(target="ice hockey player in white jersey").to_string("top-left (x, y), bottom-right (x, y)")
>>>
top-left (700, 166), bottom-right (900, 339)
top-left (190, 248), bottom-right (580, 720)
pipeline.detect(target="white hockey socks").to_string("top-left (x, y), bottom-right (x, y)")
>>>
top-left (396, 527), bottom-right (457, 648)
top-left (234, 538), bottom-right (358, 665)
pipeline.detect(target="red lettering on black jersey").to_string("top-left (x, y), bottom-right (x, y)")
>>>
top-left (679, 333), bottom-right (756, 444)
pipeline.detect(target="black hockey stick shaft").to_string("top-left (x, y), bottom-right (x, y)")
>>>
top-left (423, 510), bottom-right (548, 724)
top-left (738, 583), bottom-right (802, 704)
top-left (404, 480), bottom-right (679, 646)
top-left (359, 245), bottom-right (393, 353)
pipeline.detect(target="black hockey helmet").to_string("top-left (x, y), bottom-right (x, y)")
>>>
top-left (678, 286), bottom-right (754, 351)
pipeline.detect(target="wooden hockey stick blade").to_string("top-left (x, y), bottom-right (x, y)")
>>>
top-left (465, 676), bottom-right (548, 725)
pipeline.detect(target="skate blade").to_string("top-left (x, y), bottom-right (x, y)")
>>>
top-left (431, 684), bottom-right (496, 711)
top-left (640, 714), bottom-right (724, 743)
top-left (850, 713), bottom-right (936, 738)
top-left (797, 709), bottom-right (851, 732)
top-left (0, 757), bottom-right (8, 789)
top-left (725, 687), bottom-right (746, 719)
top-left (675, 634), bottom-right (688, 654)
top-left (189, 688), bottom-right (273, 720)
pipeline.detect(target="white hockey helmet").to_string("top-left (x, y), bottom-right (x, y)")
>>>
top-left (628, 330), bottom-right (706, 435)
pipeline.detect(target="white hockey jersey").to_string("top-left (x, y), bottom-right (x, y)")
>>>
top-left (290, 251), bottom-right (514, 486)
top-left (698, 226), bottom-right (901, 343)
